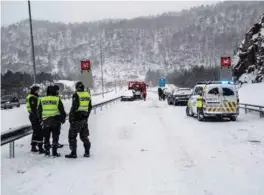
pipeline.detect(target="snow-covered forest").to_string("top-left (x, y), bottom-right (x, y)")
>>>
top-left (1, 1), bottom-right (264, 86)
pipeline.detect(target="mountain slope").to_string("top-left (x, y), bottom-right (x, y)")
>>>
top-left (2, 1), bottom-right (264, 83)
top-left (232, 13), bottom-right (264, 83)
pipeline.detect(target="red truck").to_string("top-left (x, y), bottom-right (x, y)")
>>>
top-left (128, 81), bottom-right (147, 101)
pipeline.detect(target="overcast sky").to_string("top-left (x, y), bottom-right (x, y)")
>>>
top-left (1, 1), bottom-right (217, 26)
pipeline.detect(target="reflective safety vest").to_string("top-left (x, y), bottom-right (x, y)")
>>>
top-left (26, 94), bottom-right (40, 113)
top-left (197, 95), bottom-right (203, 108)
top-left (76, 91), bottom-right (91, 112)
top-left (41, 96), bottom-right (60, 119)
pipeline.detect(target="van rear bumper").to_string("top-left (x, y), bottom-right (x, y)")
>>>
top-left (204, 112), bottom-right (239, 117)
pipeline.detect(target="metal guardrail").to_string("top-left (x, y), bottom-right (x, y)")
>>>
top-left (1, 96), bottom-right (121, 158)
top-left (239, 103), bottom-right (264, 118)
top-left (18, 90), bottom-right (114, 104)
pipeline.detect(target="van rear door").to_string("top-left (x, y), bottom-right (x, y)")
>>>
top-left (220, 85), bottom-right (237, 113)
top-left (204, 85), bottom-right (221, 113)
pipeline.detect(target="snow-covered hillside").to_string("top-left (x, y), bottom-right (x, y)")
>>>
top-left (232, 13), bottom-right (264, 83)
top-left (1, 2), bottom-right (264, 82)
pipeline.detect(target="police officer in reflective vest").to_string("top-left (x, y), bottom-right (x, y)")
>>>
top-left (26, 85), bottom-right (45, 153)
top-left (197, 94), bottom-right (203, 115)
top-left (39, 85), bottom-right (66, 157)
top-left (65, 81), bottom-right (92, 158)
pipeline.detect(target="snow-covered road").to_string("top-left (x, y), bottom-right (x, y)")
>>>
top-left (1, 92), bottom-right (264, 195)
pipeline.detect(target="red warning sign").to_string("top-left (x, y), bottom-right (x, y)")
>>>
top-left (81, 60), bottom-right (91, 70)
top-left (221, 57), bottom-right (231, 68)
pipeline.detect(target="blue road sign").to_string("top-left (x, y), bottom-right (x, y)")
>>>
top-left (159, 78), bottom-right (166, 87)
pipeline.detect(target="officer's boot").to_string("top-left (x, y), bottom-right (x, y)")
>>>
top-left (84, 150), bottom-right (90, 157)
top-left (65, 150), bottom-right (77, 158)
top-left (57, 143), bottom-right (64, 148)
top-left (38, 143), bottom-right (46, 154)
top-left (52, 147), bottom-right (61, 157)
top-left (45, 148), bottom-right (50, 156)
top-left (31, 145), bottom-right (38, 152)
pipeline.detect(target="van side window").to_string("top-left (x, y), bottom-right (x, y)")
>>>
top-left (223, 88), bottom-right (234, 96)
top-left (208, 88), bottom-right (219, 95)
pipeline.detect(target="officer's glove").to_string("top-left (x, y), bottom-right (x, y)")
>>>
top-left (61, 118), bottom-right (66, 124)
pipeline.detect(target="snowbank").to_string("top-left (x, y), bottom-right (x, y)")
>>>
top-left (239, 82), bottom-right (264, 106)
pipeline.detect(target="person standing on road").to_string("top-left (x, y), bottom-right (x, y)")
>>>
top-left (39, 85), bottom-right (66, 157)
top-left (54, 84), bottom-right (64, 149)
top-left (65, 81), bottom-right (92, 159)
top-left (26, 85), bottom-right (45, 153)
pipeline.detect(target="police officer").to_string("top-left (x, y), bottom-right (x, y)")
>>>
top-left (26, 85), bottom-right (45, 153)
top-left (65, 81), bottom-right (92, 158)
top-left (39, 85), bottom-right (66, 157)
top-left (54, 84), bottom-right (64, 148)
top-left (197, 92), bottom-right (204, 120)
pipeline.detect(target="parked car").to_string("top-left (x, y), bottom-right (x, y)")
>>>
top-left (173, 88), bottom-right (192, 106)
top-left (1, 95), bottom-right (20, 109)
top-left (121, 90), bottom-right (135, 101)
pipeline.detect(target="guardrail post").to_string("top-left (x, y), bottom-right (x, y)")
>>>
top-left (260, 108), bottom-right (264, 118)
top-left (245, 105), bottom-right (248, 114)
top-left (94, 108), bottom-right (96, 115)
top-left (100, 105), bottom-right (103, 111)
top-left (9, 141), bottom-right (15, 158)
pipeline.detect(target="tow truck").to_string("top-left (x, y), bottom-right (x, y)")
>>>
top-left (128, 81), bottom-right (147, 100)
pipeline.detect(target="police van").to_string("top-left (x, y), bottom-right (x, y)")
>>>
top-left (186, 81), bottom-right (239, 121)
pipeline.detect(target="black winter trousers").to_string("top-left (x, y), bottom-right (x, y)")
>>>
top-left (43, 122), bottom-right (61, 150)
top-left (29, 114), bottom-right (43, 147)
top-left (68, 120), bottom-right (91, 153)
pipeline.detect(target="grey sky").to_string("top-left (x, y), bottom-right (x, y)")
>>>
top-left (1, 1), bottom-right (217, 26)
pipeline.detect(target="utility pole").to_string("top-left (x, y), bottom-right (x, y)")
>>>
top-left (99, 31), bottom-right (105, 98)
top-left (28, 0), bottom-right (37, 83)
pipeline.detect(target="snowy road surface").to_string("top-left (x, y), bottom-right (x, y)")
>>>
top-left (1, 92), bottom-right (264, 195)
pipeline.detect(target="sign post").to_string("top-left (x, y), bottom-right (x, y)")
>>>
top-left (220, 57), bottom-right (232, 81)
top-left (80, 60), bottom-right (93, 90)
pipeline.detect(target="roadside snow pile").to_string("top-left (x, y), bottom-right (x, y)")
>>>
top-left (239, 82), bottom-right (264, 106)
top-left (232, 13), bottom-right (264, 83)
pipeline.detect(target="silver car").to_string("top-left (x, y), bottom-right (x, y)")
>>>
top-left (1, 95), bottom-right (20, 109)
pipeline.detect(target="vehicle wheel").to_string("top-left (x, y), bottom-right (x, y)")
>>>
top-left (174, 102), bottom-right (178, 106)
top-left (17, 104), bottom-right (20, 107)
top-left (186, 107), bottom-right (190, 116)
top-left (197, 111), bottom-right (204, 121)
top-left (230, 116), bottom-right (237, 121)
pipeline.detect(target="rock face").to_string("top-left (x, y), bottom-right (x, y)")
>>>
top-left (232, 13), bottom-right (264, 83)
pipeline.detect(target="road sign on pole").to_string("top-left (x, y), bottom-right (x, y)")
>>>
top-left (159, 78), bottom-right (166, 87)
top-left (80, 60), bottom-right (93, 89)
top-left (220, 57), bottom-right (232, 80)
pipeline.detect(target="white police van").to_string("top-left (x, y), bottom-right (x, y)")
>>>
top-left (186, 81), bottom-right (239, 121)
